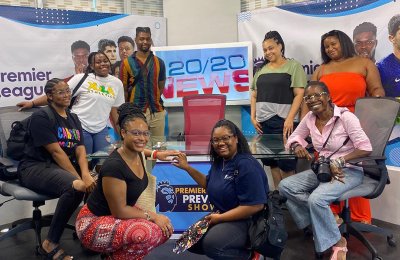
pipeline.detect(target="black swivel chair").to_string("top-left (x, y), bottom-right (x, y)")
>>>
top-left (0, 106), bottom-right (75, 254)
top-left (334, 97), bottom-right (398, 260)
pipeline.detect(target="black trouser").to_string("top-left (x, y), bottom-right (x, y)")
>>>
top-left (19, 161), bottom-right (84, 243)
top-left (188, 219), bottom-right (251, 259)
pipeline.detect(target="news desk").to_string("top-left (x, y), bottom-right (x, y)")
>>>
top-left (89, 134), bottom-right (294, 233)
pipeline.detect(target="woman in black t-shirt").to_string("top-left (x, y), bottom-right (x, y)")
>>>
top-left (75, 103), bottom-right (173, 259)
top-left (18, 78), bottom-right (95, 260)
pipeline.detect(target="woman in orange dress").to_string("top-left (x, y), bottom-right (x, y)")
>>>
top-left (311, 30), bottom-right (385, 224)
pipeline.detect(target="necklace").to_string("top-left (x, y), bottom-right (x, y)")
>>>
top-left (121, 147), bottom-right (139, 165)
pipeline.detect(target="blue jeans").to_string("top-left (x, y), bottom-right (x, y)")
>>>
top-left (82, 127), bottom-right (110, 154)
top-left (278, 168), bottom-right (364, 252)
top-left (188, 220), bottom-right (251, 259)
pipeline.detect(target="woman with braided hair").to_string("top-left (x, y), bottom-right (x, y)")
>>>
top-left (75, 103), bottom-right (173, 259)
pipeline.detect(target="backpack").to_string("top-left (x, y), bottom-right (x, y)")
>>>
top-left (6, 106), bottom-right (55, 161)
top-left (248, 190), bottom-right (288, 259)
top-left (233, 159), bottom-right (287, 259)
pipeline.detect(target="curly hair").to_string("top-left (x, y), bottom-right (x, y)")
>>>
top-left (320, 30), bottom-right (356, 64)
top-left (209, 119), bottom-right (251, 164)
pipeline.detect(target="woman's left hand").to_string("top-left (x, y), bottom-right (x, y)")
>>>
top-left (156, 150), bottom-right (180, 161)
top-left (205, 213), bottom-right (222, 226)
top-left (330, 165), bottom-right (345, 184)
top-left (283, 118), bottom-right (294, 139)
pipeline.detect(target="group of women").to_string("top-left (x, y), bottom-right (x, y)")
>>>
top-left (251, 29), bottom-right (384, 259)
top-left (14, 28), bottom-right (383, 260)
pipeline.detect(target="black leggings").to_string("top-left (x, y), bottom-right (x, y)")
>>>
top-left (19, 161), bottom-right (84, 243)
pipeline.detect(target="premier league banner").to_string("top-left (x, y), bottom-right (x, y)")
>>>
top-left (238, 0), bottom-right (400, 167)
top-left (153, 42), bottom-right (253, 106)
top-left (0, 5), bottom-right (166, 107)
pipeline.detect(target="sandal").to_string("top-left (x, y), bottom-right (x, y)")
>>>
top-left (330, 237), bottom-right (348, 260)
top-left (38, 245), bottom-right (73, 260)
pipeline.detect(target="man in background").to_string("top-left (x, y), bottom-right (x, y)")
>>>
top-left (353, 22), bottom-right (378, 62)
top-left (377, 14), bottom-right (400, 97)
top-left (120, 27), bottom-right (166, 138)
top-left (98, 39), bottom-right (117, 65)
top-left (118, 36), bottom-right (135, 61)
top-left (65, 40), bottom-right (90, 82)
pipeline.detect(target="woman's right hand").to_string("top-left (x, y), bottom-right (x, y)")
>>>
top-left (293, 146), bottom-right (312, 160)
top-left (251, 118), bottom-right (263, 134)
top-left (171, 153), bottom-right (189, 171)
top-left (16, 101), bottom-right (33, 111)
top-left (153, 214), bottom-right (173, 237)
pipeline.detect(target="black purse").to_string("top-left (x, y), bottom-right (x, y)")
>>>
top-left (248, 191), bottom-right (287, 259)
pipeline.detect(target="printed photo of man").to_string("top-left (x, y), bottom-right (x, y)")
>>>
top-left (65, 40), bottom-right (90, 82)
top-left (377, 14), bottom-right (400, 98)
top-left (353, 22), bottom-right (378, 62)
top-left (98, 39), bottom-right (117, 65)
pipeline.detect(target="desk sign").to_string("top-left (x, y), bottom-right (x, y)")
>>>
top-left (153, 42), bottom-right (253, 106)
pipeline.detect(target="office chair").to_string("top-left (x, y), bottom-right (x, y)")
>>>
top-left (182, 94), bottom-right (226, 153)
top-left (0, 106), bottom-right (75, 254)
top-left (331, 98), bottom-right (398, 260)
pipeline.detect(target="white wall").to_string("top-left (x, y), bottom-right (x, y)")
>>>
top-left (164, 0), bottom-right (240, 46)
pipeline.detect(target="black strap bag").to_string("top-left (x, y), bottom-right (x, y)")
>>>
top-left (248, 190), bottom-right (288, 259)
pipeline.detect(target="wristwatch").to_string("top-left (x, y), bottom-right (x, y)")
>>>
top-left (144, 210), bottom-right (151, 221)
top-left (290, 143), bottom-right (301, 152)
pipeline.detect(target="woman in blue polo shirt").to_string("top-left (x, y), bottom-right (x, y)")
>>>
top-left (172, 119), bottom-right (268, 259)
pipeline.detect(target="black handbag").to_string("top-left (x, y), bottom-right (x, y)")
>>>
top-left (248, 191), bottom-right (287, 259)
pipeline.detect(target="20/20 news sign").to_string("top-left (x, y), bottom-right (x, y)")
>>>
top-left (153, 42), bottom-right (253, 106)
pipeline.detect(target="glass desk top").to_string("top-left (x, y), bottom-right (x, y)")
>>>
top-left (88, 134), bottom-right (294, 160)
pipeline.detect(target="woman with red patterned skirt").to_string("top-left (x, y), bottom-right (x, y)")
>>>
top-left (75, 103), bottom-right (173, 259)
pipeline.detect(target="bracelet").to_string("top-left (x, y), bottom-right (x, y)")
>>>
top-left (290, 143), bottom-right (301, 152)
top-left (31, 100), bottom-right (35, 107)
top-left (152, 150), bottom-right (158, 160)
top-left (144, 210), bottom-right (151, 221)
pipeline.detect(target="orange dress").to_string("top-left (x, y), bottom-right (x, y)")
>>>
top-left (320, 70), bottom-right (372, 223)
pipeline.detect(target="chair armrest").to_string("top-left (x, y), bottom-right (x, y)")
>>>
top-left (0, 157), bottom-right (15, 167)
top-left (347, 156), bottom-right (386, 166)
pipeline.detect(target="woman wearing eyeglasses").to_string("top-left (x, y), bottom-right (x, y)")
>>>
top-left (251, 31), bottom-right (307, 189)
top-left (75, 103), bottom-right (173, 259)
top-left (172, 119), bottom-right (268, 259)
top-left (279, 81), bottom-right (372, 260)
top-left (18, 78), bottom-right (95, 260)
top-left (17, 51), bottom-right (125, 159)
top-left (311, 30), bottom-right (385, 226)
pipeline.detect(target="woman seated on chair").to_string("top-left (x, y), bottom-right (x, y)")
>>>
top-left (18, 78), bottom-right (96, 260)
top-left (278, 81), bottom-right (372, 260)
top-left (75, 103), bottom-right (173, 259)
top-left (172, 119), bottom-right (268, 259)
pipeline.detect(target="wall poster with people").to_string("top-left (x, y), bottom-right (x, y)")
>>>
top-left (238, 0), bottom-right (400, 167)
top-left (0, 5), bottom-right (166, 108)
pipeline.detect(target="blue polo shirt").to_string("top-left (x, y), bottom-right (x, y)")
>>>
top-left (206, 153), bottom-right (268, 213)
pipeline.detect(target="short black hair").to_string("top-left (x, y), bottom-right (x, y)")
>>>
top-left (71, 40), bottom-right (90, 53)
top-left (306, 81), bottom-right (330, 95)
top-left (320, 30), bottom-right (356, 64)
top-left (98, 39), bottom-right (116, 52)
top-left (117, 36), bottom-right (135, 47)
top-left (353, 22), bottom-right (377, 39)
top-left (388, 14), bottom-right (400, 36)
top-left (209, 119), bottom-right (251, 164)
top-left (136, 27), bottom-right (151, 37)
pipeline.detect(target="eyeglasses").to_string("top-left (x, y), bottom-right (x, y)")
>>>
top-left (354, 40), bottom-right (376, 47)
top-left (53, 88), bottom-right (71, 96)
top-left (125, 129), bottom-right (151, 137)
top-left (211, 135), bottom-right (234, 145)
top-left (303, 92), bottom-right (327, 103)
